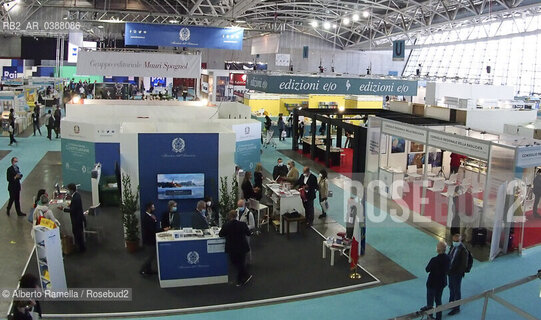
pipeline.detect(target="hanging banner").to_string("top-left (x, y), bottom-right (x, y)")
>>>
top-left (124, 23), bottom-right (244, 50)
top-left (381, 121), bottom-right (427, 143)
top-left (275, 53), bottom-right (290, 67)
top-left (392, 40), bottom-right (405, 61)
top-left (77, 51), bottom-right (201, 78)
top-left (68, 32), bottom-right (83, 63)
top-left (516, 145), bottom-right (541, 168)
top-left (246, 74), bottom-right (418, 96)
top-left (251, 34), bottom-right (280, 55)
top-left (427, 131), bottom-right (490, 160)
top-left (229, 73), bottom-right (247, 86)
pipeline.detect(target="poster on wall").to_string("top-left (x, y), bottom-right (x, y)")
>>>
top-left (391, 136), bottom-right (405, 153)
top-left (410, 142), bottom-right (424, 152)
top-left (77, 51), bottom-right (201, 78)
top-left (251, 34), bottom-right (280, 55)
top-left (95, 83), bottom-right (128, 100)
top-left (61, 139), bottom-right (96, 191)
top-left (232, 123), bottom-right (261, 171)
top-left (275, 53), bottom-right (291, 67)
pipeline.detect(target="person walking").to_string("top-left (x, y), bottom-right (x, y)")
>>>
top-left (318, 169), bottom-right (329, 219)
top-left (219, 210), bottom-right (253, 286)
top-left (140, 202), bottom-right (159, 276)
top-left (46, 110), bottom-right (54, 140)
top-left (423, 241), bottom-right (450, 320)
top-left (8, 108), bottom-right (17, 146)
top-left (63, 183), bottom-right (85, 253)
top-left (6, 157), bottom-right (25, 216)
top-left (277, 114), bottom-right (286, 141)
top-left (53, 105), bottom-right (61, 138)
top-left (532, 169), bottom-right (541, 218)
top-left (296, 166), bottom-right (318, 226)
top-left (447, 233), bottom-right (469, 316)
top-left (32, 107), bottom-right (41, 136)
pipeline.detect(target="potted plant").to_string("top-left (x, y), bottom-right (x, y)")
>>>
top-left (218, 175), bottom-right (239, 225)
top-left (120, 173), bottom-right (140, 253)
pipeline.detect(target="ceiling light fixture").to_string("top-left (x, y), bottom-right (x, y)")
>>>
top-left (310, 20), bottom-right (318, 28)
top-left (235, 19), bottom-right (246, 23)
top-left (332, 24), bottom-right (337, 29)
top-left (352, 13), bottom-right (359, 21)
top-left (169, 19), bottom-right (179, 23)
top-left (362, 10), bottom-right (370, 18)
top-left (323, 21), bottom-right (331, 30)
top-left (343, 17), bottom-right (350, 25)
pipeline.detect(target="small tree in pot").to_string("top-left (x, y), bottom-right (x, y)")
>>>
top-left (121, 173), bottom-right (140, 253)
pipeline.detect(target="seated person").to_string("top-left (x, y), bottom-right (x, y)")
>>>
top-left (192, 200), bottom-right (209, 230)
top-left (31, 194), bottom-right (60, 239)
top-left (161, 200), bottom-right (180, 230)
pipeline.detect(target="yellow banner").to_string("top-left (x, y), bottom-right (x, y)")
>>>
top-left (39, 218), bottom-right (56, 229)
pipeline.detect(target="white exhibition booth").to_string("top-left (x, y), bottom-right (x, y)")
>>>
top-left (365, 117), bottom-right (541, 260)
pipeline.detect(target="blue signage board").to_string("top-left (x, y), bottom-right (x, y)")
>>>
top-left (61, 139), bottom-right (96, 191)
top-left (2, 66), bottom-right (18, 80)
top-left (246, 74), bottom-right (418, 96)
top-left (125, 23), bottom-right (244, 50)
top-left (393, 40), bottom-right (405, 61)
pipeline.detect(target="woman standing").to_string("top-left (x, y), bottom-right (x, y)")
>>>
top-left (318, 169), bottom-right (329, 219)
top-left (241, 171), bottom-right (258, 200)
top-left (277, 115), bottom-right (286, 141)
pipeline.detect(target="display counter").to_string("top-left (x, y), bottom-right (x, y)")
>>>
top-left (156, 227), bottom-right (228, 288)
top-left (264, 182), bottom-right (305, 234)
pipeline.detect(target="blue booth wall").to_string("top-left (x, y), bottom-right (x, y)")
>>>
top-left (235, 139), bottom-right (261, 172)
top-left (95, 143), bottom-right (120, 177)
top-left (138, 133), bottom-right (219, 227)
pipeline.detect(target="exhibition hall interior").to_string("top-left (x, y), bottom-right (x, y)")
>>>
top-left (1, 0), bottom-right (541, 319)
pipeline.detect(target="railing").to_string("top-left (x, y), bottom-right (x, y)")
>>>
top-left (391, 269), bottom-right (541, 320)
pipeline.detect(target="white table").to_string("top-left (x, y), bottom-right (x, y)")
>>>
top-left (265, 183), bottom-right (305, 234)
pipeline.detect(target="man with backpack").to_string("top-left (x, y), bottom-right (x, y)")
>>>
top-left (447, 233), bottom-right (473, 316)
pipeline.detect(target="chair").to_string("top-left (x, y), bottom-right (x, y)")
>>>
top-left (428, 179), bottom-right (445, 192)
top-left (83, 203), bottom-right (102, 242)
top-left (248, 198), bottom-right (270, 232)
top-left (407, 165), bottom-right (422, 181)
top-left (445, 173), bottom-right (458, 185)
top-left (442, 185), bottom-right (457, 198)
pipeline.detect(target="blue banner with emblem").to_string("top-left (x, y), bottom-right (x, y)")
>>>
top-left (392, 40), bottom-right (405, 61)
top-left (124, 23), bottom-right (244, 50)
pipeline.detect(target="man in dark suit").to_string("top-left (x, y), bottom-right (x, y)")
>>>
top-left (219, 210), bottom-right (252, 286)
top-left (192, 201), bottom-right (209, 230)
top-left (63, 183), bottom-right (85, 252)
top-left (53, 105), bottom-right (61, 138)
top-left (424, 241), bottom-right (451, 320)
top-left (6, 157), bottom-right (25, 216)
top-left (296, 166), bottom-right (318, 226)
top-left (447, 233), bottom-right (469, 315)
top-left (161, 200), bottom-right (181, 230)
top-left (272, 158), bottom-right (288, 180)
top-left (140, 202), bottom-right (159, 276)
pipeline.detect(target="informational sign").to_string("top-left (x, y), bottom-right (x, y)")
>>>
top-left (229, 73), bottom-right (246, 86)
top-left (124, 23), bottom-right (244, 50)
top-left (77, 51), bottom-right (201, 78)
top-left (393, 40), bottom-right (405, 61)
top-left (381, 121), bottom-right (427, 144)
top-left (427, 131), bottom-right (490, 160)
top-left (275, 53), bottom-right (290, 67)
top-left (246, 74), bottom-right (418, 96)
top-left (150, 77), bottom-right (166, 87)
top-left (61, 139), bottom-right (96, 191)
top-left (369, 128), bottom-right (381, 155)
top-left (2, 66), bottom-right (18, 80)
top-left (232, 123), bottom-right (261, 171)
top-left (201, 82), bottom-right (209, 93)
top-left (251, 34), bottom-right (280, 55)
top-left (516, 145), bottom-right (541, 168)
top-left (68, 32), bottom-right (83, 63)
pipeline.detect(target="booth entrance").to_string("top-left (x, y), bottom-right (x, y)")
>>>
top-left (366, 117), bottom-right (541, 260)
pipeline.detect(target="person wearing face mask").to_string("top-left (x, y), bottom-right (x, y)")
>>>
top-left (422, 241), bottom-right (450, 320)
top-left (192, 200), bottom-right (210, 230)
top-left (295, 166), bottom-right (318, 226)
top-left (236, 199), bottom-right (255, 263)
top-left (161, 200), bottom-right (180, 231)
top-left (447, 233), bottom-right (469, 316)
top-left (272, 158), bottom-right (288, 181)
top-left (6, 157), bottom-right (25, 216)
top-left (140, 202), bottom-right (159, 276)
top-left (204, 196), bottom-right (217, 226)
top-left (318, 169), bottom-right (329, 219)
top-left (63, 183), bottom-right (86, 253)
top-left (285, 161), bottom-right (299, 185)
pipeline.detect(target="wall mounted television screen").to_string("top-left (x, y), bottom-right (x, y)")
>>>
top-left (157, 173), bottom-right (204, 200)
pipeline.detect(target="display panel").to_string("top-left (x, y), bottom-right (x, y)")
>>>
top-left (157, 173), bottom-right (205, 200)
